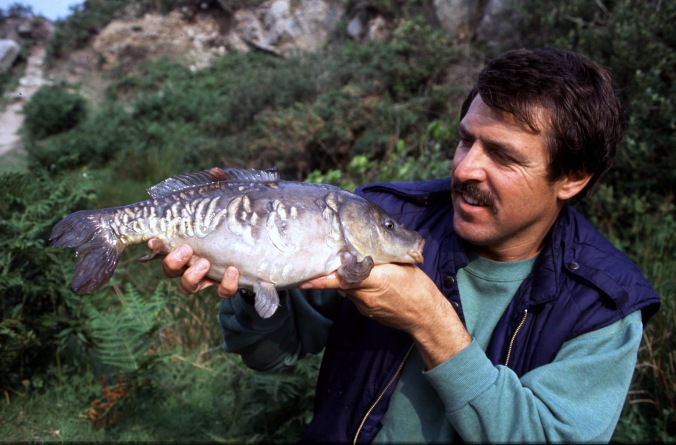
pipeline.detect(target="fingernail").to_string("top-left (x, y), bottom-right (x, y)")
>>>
top-left (194, 258), bottom-right (208, 272)
top-left (299, 282), bottom-right (313, 290)
top-left (177, 245), bottom-right (190, 261)
top-left (225, 267), bottom-right (236, 281)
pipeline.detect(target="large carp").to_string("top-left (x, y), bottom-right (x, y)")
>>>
top-left (50, 167), bottom-right (425, 318)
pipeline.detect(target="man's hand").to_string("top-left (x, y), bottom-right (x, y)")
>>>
top-left (300, 263), bottom-right (472, 369)
top-left (148, 239), bottom-right (239, 299)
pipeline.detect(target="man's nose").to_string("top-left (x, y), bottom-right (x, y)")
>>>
top-left (453, 145), bottom-right (487, 182)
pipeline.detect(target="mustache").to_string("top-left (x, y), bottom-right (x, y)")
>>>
top-left (452, 180), bottom-right (496, 211)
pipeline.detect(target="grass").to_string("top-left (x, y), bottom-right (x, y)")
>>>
top-left (0, 353), bottom-right (240, 442)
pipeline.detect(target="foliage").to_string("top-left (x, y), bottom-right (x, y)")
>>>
top-left (45, 0), bottom-right (128, 60)
top-left (0, 2), bottom-right (34, 19)
top-left (87, 284), bottom-right (167, 372)
top-left (87, 372), bottom-right (131, 430)
top-left (517, 0), bottom-right (676, 211)
top-left (307, 118), bottom-right (455, 190)
top-left (516, 0), bottom-right (676, 440)
top-left (21, 84), bottom-right (87, 141)
top-left (34, 20), bottom-right (461, 183)
top-left (0, 170), bottom-right (97, 389)
top-left (24, 102), bottom-right (128, 172)
top-left (610, 210), bottom-right (676, 442)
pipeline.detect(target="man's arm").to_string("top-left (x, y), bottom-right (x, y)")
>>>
top-left (426, 311), bottom-right (643, 442)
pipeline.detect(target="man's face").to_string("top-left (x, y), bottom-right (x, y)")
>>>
top-left (451, 95), bottom-right (575, 261)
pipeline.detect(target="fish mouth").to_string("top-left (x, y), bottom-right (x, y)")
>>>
top-left (408, 238), bottom-right (425, 263)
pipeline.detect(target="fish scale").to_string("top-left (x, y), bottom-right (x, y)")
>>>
top-left (50, 167), bottom-right (425, 319)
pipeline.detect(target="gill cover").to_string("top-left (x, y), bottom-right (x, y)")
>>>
top-left (338, 198), bottom-right (419, 263)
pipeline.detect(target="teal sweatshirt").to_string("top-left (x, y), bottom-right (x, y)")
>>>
top-left (373, 254), bottom-right (643, 443)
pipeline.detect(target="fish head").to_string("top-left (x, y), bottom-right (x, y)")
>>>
top-left (339, 198), bottom-right (425, 265)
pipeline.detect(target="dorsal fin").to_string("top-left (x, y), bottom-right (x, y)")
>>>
top-left (147, 167), bottom-right (279, 199)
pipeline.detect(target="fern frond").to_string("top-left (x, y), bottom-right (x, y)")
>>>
top-left (88, 284), bottom-right (167, 372)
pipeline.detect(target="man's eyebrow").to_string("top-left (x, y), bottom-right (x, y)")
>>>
top-left (456, 123), bottom-right (471, 136)
top-left (457, 122), bottom-right (515, 149)
top-left (456, 123), bottom-right (525, 161)
top-left (486, 139), bottom-right (525, 162)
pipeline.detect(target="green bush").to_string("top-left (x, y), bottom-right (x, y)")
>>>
top-left (22, 85), bottom-right (87, 140)
top-left (516, 0), bottom-right (676, 440)
top-left (36, 22), bottom-right (464, 182)
top-left (25, 103), bottom-right (131, 171)
top-left (0, 170), bottom-right (97, 389)
top-left (516, 0), bottom-right (675, 208)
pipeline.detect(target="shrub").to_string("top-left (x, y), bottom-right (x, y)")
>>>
top-left (22, 84), bottom-right (87, 140)
top-left (26, 102), bottom-right (132, 171)
top-left (0, 170), bottom-right (97, 389)
top-left (516, 0), bottom-right (675, 208)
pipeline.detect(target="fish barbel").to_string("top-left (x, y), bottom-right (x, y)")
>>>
top-left (50, 167), bottom-right (425, 318)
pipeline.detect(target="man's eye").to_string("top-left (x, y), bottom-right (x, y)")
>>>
top-left (458, 135), bottom-right (473, 146)
top-left (492, 150), bottom-right (514, 163)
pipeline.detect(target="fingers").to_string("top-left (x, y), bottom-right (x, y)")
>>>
top-left (149, 241), bottom-right (241, 297)
top-left (177, 257), bottom-right (216, 294)
top-left (161, 244), bottom-right (193, 278)
top-left (299, 272), bottom-right (344, 290)
top-left (155, 242), bottom-right (216, 294)
top-left (216, 267), bottom-right (240, 299)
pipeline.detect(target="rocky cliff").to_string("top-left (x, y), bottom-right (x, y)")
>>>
top-left (63, 0), bottom-right (518, 75)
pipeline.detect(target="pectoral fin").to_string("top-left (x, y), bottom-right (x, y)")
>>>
top-left (253, 281), bottom-right (280, 319)
top-left (336, 253), bottom-right (374, 284)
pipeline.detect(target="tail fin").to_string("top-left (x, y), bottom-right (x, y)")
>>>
top-left (50, 210), bottom-right (125, 294)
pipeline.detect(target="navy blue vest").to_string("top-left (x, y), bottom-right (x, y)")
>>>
top-left (301, 178), bottom-right (660, 443)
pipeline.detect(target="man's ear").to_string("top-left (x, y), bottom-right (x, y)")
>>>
top-left (557, 170), bottom-right (593, 201)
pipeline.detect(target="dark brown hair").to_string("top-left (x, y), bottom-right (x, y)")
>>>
top-left (460, 47), bottom-right (626, 200)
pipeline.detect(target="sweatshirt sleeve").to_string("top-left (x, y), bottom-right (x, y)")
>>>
top-left (218, 289), bottom-right (341, 371)
top-left (423, 310), bottom-right (643, 443)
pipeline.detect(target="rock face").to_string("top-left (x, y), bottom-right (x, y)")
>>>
top-left (434, 0), bottom-right (479, 40)
top-left (475, 0), bottom-right (522, 49)
top-left (92, 0), bottom-right (345, 70)
top-left (0, 39), bottom-right (20, 73)
top-left (87, 0), bottom-right (519, 71)
top-left (233, 0), bottom-right (342, 55)
top-left (92, 10), bottom-right (226, 71)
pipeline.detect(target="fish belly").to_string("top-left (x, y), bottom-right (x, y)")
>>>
top-left (185, 197), bottom-right (346, 288)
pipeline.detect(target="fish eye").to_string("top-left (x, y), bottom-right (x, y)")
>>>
top-left (384, 220), bottom-right (395, 231)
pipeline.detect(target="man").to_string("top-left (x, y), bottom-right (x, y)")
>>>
top-left (152, 48), bottom-right (660, 442)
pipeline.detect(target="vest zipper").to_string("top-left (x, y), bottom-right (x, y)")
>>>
top-left (504, 309), bottom-right (528, 368)
top-left (352, 343), bottom-right (415, 445)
